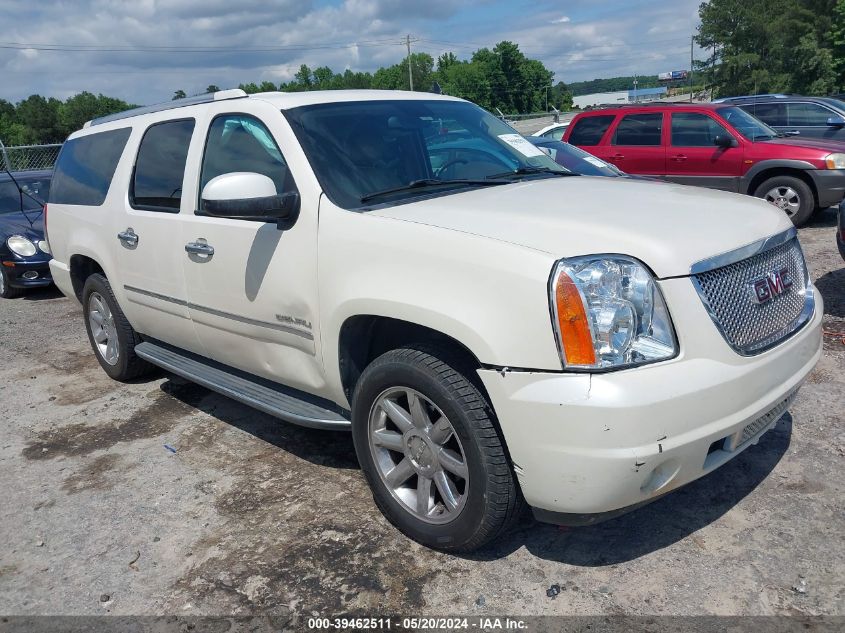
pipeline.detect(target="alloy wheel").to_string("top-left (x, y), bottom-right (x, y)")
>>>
top-left (88, 292), bottom-right (119, 365)
top-left (764, 185), bottom-right (801, 217)
top-left (368, 387), bottom-right (469, 524)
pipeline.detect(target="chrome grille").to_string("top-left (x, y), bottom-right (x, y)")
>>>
top-left (692, 236), bottom-right (811, 355)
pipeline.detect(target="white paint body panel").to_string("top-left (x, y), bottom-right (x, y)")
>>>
top-left (46, 90), bottom-right (822, 518)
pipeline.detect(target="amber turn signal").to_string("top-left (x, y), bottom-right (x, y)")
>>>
top-left (553, 270), bottom-right (597, 366)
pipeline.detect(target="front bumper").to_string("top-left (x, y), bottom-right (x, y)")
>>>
top-left (1, 257), bottom-right (53, 288)
top-left (808, 169), bottom-right (845, 208)
top-left (478, 280), bottom-right (823, 523)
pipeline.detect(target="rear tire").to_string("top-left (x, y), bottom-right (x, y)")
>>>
top-left (82, 273), bottom-right (152, 381)
top-left (351, 345), bottom-right (522, 552)
top-left (0, 268), bottom-right (23, 299)
top-left (753, 175), bottom-right (815, 226)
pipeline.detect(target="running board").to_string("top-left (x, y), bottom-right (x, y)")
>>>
top-left (135, 341), bottom-right (350, 431)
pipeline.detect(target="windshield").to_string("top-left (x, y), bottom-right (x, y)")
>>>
top-left (716, 106), bottom-right (779, 140)
top-left (0, 177), bottom-right (50, 214)
top-left (529, 138), bottom-right (621, 177)
top-left (283, 99), bottom-right (569, 209)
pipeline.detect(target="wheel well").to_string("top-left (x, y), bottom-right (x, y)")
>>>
top-left (338, 316), bottom-right (482, 402)
top-left (69, 255), bottom-right (104, 301)
top-left (747, 168), bottom-right (818, 207)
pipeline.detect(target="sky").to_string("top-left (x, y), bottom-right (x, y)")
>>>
top-left (0, 0), bottom-right (703, 105)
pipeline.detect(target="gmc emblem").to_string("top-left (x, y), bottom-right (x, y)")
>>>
top-left (750, 266), bottom-right (793, 304)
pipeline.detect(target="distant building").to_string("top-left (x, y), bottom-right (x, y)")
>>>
top-left (628, 86), bottom-right (668, 102)
top-left (572, 91), bottom-right (629, 109)
top-left (572, 86), bottom-right (668, 108)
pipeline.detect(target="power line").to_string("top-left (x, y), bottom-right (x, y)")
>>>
top-left (0, 38), bottom-right (412, 53)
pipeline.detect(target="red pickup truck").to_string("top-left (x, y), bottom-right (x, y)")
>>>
top-left (564, 103), bottom-right (845, 225)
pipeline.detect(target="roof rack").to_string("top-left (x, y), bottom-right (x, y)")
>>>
top-left (712, 93), bottom-right (789, 103)
top-left (85, 89), bottom-right (249, 128)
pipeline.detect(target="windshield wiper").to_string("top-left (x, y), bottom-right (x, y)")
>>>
top-left (486, 166), bottom-right (575, 180)
top-left (360, 178), bottom-right (506, 203)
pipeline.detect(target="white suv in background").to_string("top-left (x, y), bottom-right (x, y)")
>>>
top-left (46, 89), bottom-right (822, 552)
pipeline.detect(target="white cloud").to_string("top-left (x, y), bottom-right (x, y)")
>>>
top-left (0, 0), bottom-right (703, 104)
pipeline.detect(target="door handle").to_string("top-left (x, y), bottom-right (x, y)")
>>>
top-left (611, 153), bottom-right (625, 160)
top-left (671, 154), bottom-right (688, 162)
top-left (185, 240), bottom-right (215, 257)
top-left (117, 228), bottom-right (139, 248)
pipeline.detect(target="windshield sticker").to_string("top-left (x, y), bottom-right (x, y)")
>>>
top-left (583, 156), bottom-right (609, 168)
top-left (498, 134), bottom-right (546, 158)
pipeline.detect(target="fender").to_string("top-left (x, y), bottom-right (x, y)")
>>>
top-left (740, 159), bottom-right (817, 193)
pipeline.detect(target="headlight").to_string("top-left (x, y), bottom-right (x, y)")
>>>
top-left (825, 153), bottom-right (845, 169)
top-left (37, 240), bottom-right (51, 254)
top-left (7, 235), bottom-right (37, 257)
top-left (550, 256), bottom-right (677, 369)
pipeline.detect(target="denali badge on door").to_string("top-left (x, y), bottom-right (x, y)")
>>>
top-left (750, 267), bottom-right (793, 304)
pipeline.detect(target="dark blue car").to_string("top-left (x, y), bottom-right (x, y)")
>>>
top-left (0, 170), bottom-right (52, 298)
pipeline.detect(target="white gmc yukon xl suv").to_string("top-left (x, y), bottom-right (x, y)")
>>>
top-left (46, 89), bottom-right (822, 552)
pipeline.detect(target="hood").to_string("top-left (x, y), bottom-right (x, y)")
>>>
top-left (370, 177), bottom-right (793, 278)
top-left (0, 211), bottom-right (45, 242)
top-left (759, 137), bottom-right (845, 153)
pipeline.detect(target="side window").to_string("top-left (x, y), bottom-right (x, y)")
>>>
top-left (131, 119), bottom-right (195, 213)
top-left (788, 103), bottom-right (834, 126)
top-left (612, 113), bottom-right (663, 146)
top-left (671, 112), bottom-right (731, 147)
top-left (744, 103), bottom-right (787, 127)
top-left (542, 127), bottom-right (566, 141)
top-left (50, 128), bottom-right (131, 206)
top-left (199, 114), bottom-right (291, 202)
top-left (568, 115), bottom-right (615, 146)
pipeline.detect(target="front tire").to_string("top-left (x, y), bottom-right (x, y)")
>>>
top-left (0, 268), bottom-right (23, 299)
top-left (351, 346), bottom-right (522, 552)
top-left (82, 273), bottom-right (152, 381)
top-left (754, 175), bottom-right (815, 226)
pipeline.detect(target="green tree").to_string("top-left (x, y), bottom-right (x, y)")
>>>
top-left (15, 95), bottom-right (63, 143)
top-left (58, 92), bottom-right (132, 135)
top-left (696, 0), bottom-right (838, 96)
top-left (206, 85), bottom-right (221, 93)
top-left (172, 90), bottom-right (186, 100)
top-left (833, 0), bottom-right (845, 88)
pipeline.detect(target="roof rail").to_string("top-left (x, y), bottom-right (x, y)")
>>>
top-left (85, 89), bottom-right (249, 128)
top-left (712, 93), bottom-right (789, 103)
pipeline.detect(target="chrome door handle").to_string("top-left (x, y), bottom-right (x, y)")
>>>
top-left (117, 228), bottom-right (139, 247)
top-left (672, 154), bottom-right (688, 162)
top-left (611, 153), bottom-right (625, 160)
top-left (185, 240), bottom-right (214, 257)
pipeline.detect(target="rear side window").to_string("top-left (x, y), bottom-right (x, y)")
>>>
top-left (612, 113), bottom-right (663, 146)
top-left (787, 103), bottom-right (834, 126)
top-left (50, 128), bottom-right (131, 206)
top-left (671, 113), bottom-right (730, 147)
top-left (131, 119), bottom-right (195, 213)
top-left (568, 115), bottom-right (615, 145)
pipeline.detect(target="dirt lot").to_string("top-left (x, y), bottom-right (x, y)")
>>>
top-left (0, 209), bottom-right (843, 619)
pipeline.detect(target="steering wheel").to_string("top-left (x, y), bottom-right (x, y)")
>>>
top-left (435, 158), bottom-right (469, 178)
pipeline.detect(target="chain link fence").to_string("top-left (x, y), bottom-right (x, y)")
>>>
top-left (0, 143), bottom-right (63, 172)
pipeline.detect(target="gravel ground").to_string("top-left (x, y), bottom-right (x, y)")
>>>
top-left (0, 208), bottom-right (842, 619)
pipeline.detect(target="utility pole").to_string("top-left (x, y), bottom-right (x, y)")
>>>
top-left (406, 34), bottom-right (414, 91)
top-left (689, 35), bottom-right (694, 103)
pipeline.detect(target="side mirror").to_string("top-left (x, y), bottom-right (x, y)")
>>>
top-left (826, 116), bottom-right (845, 128)
top-left (201, 172), bottom-right (300, 230)
top-left (714, 135), bottom-right (738, 148)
